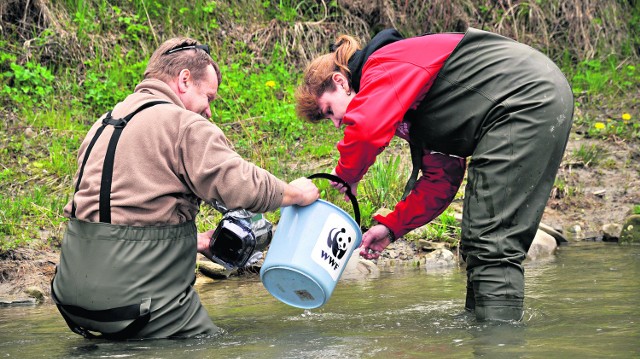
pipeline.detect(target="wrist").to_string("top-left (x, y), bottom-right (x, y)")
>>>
top-left (374, 221), bottom-right (396, 242)
top-left (197, 232), bottom-right (214, 258)
top-left (384, 225), bottom-right (397, 242)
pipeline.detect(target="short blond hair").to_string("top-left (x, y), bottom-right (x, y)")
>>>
top-left (145, 37), bottom-right (222, 86)
top-left (295, 35), bottom-right (360, 123)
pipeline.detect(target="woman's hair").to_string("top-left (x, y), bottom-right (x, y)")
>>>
top-left (145, 37), bottom-right (222, 86)
top-left (295, 35), bottom-right (360, 123)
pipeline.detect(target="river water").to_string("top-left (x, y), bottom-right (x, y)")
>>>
top-left (1, 242), bottom-right (638, 358)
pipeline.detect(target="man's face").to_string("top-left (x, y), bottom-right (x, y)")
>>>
top-left (182, 64), bottom-right (218, 119)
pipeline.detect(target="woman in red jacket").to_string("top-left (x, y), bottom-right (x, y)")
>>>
top-left (295, 28), bottom-right (573, 322)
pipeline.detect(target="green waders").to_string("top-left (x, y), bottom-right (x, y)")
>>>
top-left (406, 28), bottom-right (573, 321)
top-left (52, 219), bottom-right (219, 339)
top-left (52, 101), bottom-right (219, 338)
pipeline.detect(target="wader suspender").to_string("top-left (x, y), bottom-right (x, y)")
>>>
top-left (56, 100), bottom-right (168, 340)
top-left (402, 143), bottom-right (423, 201)
top-left (70, 100), bottom-right (169, 222)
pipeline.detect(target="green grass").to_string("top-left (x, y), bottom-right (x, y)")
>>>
top-left (404, 207), bottom-right (461, 247)
top-left (571, 143), bottom-right (604, 167)
top-left (0, 186), bottom-right (69, 251)
top-left (570, 57), bottom-right (639, 141)
top-left (0, 0), bottom-right (638, 253)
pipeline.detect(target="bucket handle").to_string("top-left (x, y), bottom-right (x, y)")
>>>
top-left (307, 173), bottom-right (360, 226)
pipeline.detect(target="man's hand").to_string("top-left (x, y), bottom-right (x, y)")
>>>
top-left (197, 229), bottom-right (216, 258)
top-left (359, 224), bottom-right (393, 260)
top-left (283, 177), bottom-right (320, 207)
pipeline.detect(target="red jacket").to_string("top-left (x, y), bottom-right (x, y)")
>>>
top-left (334, 33), bottom-right (467, 238)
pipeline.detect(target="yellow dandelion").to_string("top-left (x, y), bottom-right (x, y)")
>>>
top-left (622, 113), bottom-right (631, 121)
top-left (594, 122), bottom-right (606, 130)
top-left (265, 80), bottom-right (276, 88)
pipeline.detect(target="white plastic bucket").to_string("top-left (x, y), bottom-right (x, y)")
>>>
top-left (260, 173), bottom-right (362, 309)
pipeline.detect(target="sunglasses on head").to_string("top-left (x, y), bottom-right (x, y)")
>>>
top-left (163, 44), bottom-right (211, 56)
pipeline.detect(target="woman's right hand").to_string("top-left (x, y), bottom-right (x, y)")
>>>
top-left (359, 224), bottom-right (392, 260)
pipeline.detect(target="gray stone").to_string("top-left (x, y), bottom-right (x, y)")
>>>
top-left (422, 248), bottom-right (456, 269)
top-left (24, 286), bottom-right (45, 303)
top-left (602, 223), bottom-right (622, 242)
top-left (198, 260), bottom-right (233, 279)
top-left (527, 230), bottom-right (557, 261)
top-left (619, 215), bottom-right (640, 244)
top-left (417, 239), bottom-right (446, 251)
top-left (0, 298), bottom-right (37, 306)
top-left (564, 224), bottom-right (585, 241)
top-left (538, 222), bottom-right (568, 244)
top-left (24, 127), bottom-right (36, 138)
top-left (342, 254), bottom-right (380, 280)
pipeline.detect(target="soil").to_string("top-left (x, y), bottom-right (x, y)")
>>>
top-left (1, 133), bottom-right (639, 304)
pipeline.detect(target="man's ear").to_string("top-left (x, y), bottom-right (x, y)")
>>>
top-left (177, 69), bottom-right (191, 93)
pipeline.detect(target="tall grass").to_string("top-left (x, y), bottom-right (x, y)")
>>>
top-left (0, 0), bottom-right (638, 252)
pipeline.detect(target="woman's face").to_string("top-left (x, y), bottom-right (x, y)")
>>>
top-left (316, 73), bottom-right (354, 128)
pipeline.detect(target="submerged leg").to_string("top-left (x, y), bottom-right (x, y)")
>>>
top-left (461, 98), bottom-right (572, 322)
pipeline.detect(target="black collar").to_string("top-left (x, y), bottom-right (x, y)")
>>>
top-left (347, 29), bottom-right (404, 93)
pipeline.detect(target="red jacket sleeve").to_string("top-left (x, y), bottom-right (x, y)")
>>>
top-left (373, 151), bottom-right (466, 239)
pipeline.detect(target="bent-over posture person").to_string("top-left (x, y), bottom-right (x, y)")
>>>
top-left (295, 27), bottom-right (573, 321)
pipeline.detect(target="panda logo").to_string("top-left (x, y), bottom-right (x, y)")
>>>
top-left (327, 227), bottom-right (352, 259)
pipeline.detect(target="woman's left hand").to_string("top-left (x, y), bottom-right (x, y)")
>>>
top-left (359, 224), bottom-right (393, 260)
top-left (329, 170), bottom-right (358, 201)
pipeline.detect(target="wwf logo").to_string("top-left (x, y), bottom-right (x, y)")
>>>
top-left (327, 227), bottom-right (352, 260)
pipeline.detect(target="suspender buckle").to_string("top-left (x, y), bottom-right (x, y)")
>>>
top-left (102, 114), bottom-right (129, 128)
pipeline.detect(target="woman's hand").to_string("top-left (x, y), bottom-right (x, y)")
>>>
top-left (359, 224), bottom-right (393, 260)
top-left (329, 170), bottom-right (358, 201)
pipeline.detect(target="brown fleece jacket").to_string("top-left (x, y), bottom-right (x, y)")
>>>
top-left (63, 79), bottom-right (286, 225)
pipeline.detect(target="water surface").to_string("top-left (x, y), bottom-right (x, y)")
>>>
top-left (0, 242), bottom-right (638, 358)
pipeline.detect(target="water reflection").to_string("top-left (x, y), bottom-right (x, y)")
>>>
top-left (0, 243), bottom-right (638, 358)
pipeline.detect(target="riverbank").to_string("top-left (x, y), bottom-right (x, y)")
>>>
top-left (2, 132), bottom-right (638, 305)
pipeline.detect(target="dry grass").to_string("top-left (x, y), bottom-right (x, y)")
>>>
top-left (343, 0), bottom-right (636, 62)
top-left (1, 0), bottom-right (636, 69)
top-left (247, 3), bottom-right (370, 66)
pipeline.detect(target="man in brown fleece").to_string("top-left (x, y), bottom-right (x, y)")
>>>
top-left (51, 37), bottom-right (319, 339)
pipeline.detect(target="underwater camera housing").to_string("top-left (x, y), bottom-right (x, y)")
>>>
top-left (208, 204), bottom-right (273, 271)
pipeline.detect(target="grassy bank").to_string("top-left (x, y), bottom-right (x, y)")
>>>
top-left (1, 0), bottom-right (638, 253)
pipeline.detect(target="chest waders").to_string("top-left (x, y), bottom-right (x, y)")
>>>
top-left (403, 28), bottom-right (573, 321)
top-left (52, 101), bottom-right (218, 339)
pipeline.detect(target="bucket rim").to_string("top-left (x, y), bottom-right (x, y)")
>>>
top-left (286, 199), bottom-right (362, 236)
top-left (307, 173), bottom-right (360, 226)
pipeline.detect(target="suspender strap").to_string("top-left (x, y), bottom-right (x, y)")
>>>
top-left (71, 122), bottom-right (108, 218)
top-left (402, 143), bottom-right (423, 201)
top-left (70, 100), bottom-right (169, 223)
top-left (99, 126), bottom-right (123, 223)
top-left (51, 276), bottom-right (151, 340)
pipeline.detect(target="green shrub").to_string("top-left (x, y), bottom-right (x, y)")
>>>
top-left (1, 60), bottom-right (55, 109)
